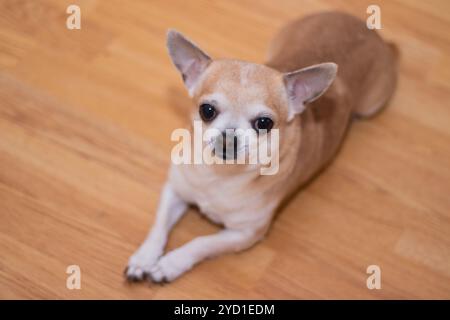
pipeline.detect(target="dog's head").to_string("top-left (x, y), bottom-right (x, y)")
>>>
top-left (166, 30), bottom-right (337, 164)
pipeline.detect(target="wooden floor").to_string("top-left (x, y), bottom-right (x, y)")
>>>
top-left (1, 0), bottom-right (449, 299)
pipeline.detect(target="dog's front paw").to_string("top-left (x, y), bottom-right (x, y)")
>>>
top-left (146, 251), bottom-right (194, 283)
top-left (125, 246), bottom-right (162, 282)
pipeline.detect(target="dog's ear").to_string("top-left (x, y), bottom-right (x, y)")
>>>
top-left (166, 29), bottom-right (212, 95)
top-left (283, 62), bottom-right (337, 121)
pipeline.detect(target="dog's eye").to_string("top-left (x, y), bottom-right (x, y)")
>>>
top-left (199, 103), bottom-right (217, 122)
top-left (253, 117), bottom-right (274, 132)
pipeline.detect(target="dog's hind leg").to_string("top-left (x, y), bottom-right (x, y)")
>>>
top-left (353, 43), bottom-right (399, 119)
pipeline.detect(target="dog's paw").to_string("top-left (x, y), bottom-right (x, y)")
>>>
top-left (146, 251), bottom-right (194, 283)
top-left (125, 247), bottom-right (161, 282)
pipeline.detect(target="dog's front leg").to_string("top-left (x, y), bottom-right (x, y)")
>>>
top-left (125, 183), bottom-right (187, 281)
top-left (148, 226), bottom-right (267, 283)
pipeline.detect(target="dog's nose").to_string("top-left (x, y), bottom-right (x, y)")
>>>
top-left (218, 130), bottom-right (238, 160)
top-left (222, 131), bottom-right (238, 149)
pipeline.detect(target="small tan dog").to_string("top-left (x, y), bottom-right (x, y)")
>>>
top-left (125, 11), bottom-right (398, 282)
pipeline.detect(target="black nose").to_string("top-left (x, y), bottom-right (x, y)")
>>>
top-left (221, 131), bottom-right (238, 160)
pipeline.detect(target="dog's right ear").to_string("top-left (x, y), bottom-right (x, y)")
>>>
top-left (166, 29), bottom-right (212, 96)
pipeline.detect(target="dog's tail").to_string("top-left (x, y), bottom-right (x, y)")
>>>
top-left (353, 41), bottom-right (400, 119)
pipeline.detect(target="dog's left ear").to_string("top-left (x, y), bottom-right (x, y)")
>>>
top-left (166, 29), bottom-right (212, 95)
top-left (283, 62), bottom-right (337, 121)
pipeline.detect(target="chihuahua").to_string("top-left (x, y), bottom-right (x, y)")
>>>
top-left (125, 11), bottom-right (397, 283)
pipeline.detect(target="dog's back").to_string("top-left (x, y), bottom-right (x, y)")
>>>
top-left (266, 11), bottom-right (398, 191)
top-left (266, 11), bottom-right (398, 119)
